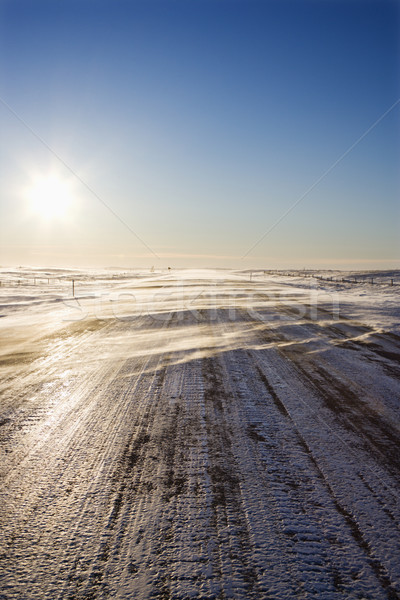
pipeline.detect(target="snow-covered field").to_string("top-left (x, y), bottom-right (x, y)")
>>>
top-left (0, 268), bottom-right (399, 599)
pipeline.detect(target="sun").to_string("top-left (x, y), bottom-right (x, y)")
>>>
top-left (26, 173), bottom-right (75, 220)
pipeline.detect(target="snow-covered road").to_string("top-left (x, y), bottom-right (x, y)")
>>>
top-left (1, 270), bottom-right (399, 599)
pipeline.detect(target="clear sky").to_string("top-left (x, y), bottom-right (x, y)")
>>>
top-left (0, 0), bottom-right (399, 269)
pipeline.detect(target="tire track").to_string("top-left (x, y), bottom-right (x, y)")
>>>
top-left (0, 316), bottom-right (174, 599)
top-left (236, 307), bottom-right (400, 597)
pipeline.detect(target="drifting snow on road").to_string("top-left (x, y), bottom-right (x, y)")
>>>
top-left (0, 269), bottom-right (400, 599)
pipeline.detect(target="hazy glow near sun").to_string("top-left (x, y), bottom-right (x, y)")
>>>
top-left (26, 173), bottom-right (75, 220)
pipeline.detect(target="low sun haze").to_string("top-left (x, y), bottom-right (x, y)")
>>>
top-left (0, 0), bottom-right (399, 269)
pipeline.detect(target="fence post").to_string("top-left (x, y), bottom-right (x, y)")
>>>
top-left (72, 280), bottom-right (75, 296)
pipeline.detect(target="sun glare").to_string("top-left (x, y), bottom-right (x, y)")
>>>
top-left (26, 174), bottom-right (74, 220)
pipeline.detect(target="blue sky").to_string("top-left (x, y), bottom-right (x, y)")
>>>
top-left (0, 0), bottom-right (399, 268)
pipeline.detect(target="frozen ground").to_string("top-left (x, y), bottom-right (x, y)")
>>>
top-left (0, 268), bottom-right (399, 599)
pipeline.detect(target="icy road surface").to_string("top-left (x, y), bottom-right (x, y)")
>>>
top-left (1, 270), bottom-right (400, 599)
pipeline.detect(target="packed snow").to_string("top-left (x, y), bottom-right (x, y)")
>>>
top-left (0, 268), bottom-right (399, 599)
